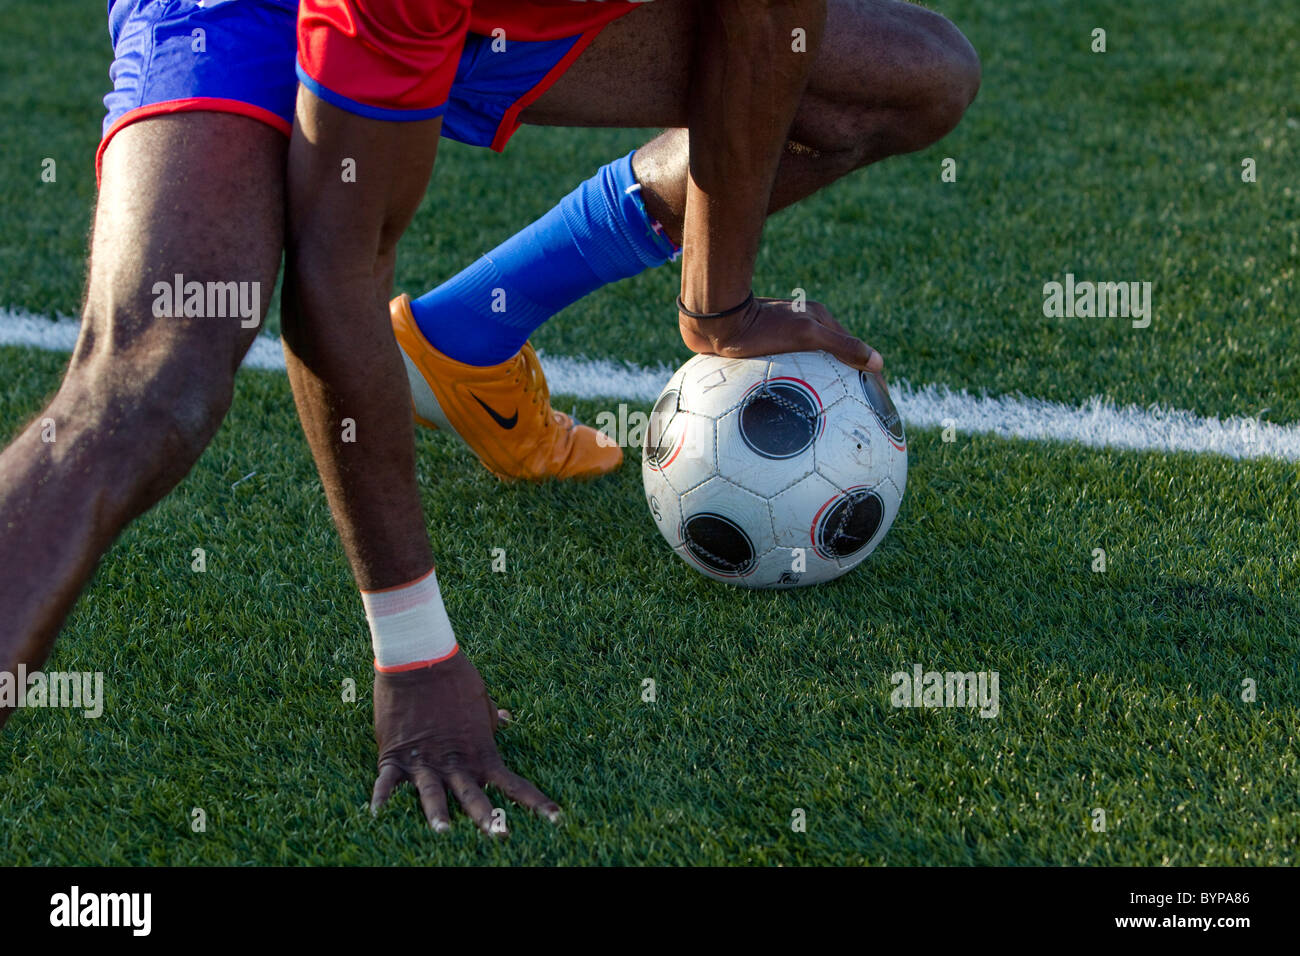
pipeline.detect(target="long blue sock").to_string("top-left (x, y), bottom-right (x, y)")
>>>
top-left (409, 150), bottom-right (678, 366)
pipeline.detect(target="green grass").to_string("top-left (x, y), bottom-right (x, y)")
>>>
top-left (1, 0), bottom-right (1299, 864)
top-left (3, 0), bottom-right (1297, 420)
top-left (2, 347), bottom-right (1296, 865)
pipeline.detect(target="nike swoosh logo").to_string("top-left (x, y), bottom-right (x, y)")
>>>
top-left (472, 393), bottom-right (518, 430)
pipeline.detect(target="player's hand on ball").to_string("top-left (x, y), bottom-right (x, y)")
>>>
top-left (370, 651), bottom-right (560, 836)
top-left (679, 296), bottom-right (883, 373)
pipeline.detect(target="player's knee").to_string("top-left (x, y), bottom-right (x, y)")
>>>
top-left (817, 10), bottom-right (980, 160)
top-left (154, 373), bottom-right (233, 470)
top-left (284, 233), bottom-right (385, 332)
top-left (68, 361), bottom-right (231, 470)
top-left (914, 13), bottom-right (981, 141)
top-left (61, 322), bottom-right (237, 489)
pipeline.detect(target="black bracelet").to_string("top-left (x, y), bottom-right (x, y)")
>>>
top-left (676, 291), bottom-right (754, 320)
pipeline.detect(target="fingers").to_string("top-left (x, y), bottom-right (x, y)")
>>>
top-left (486, 699), bottom-right (512, 732)
top-left (861, 343), bottom-right (885, 373)
top-left (370, 763), bottom-right (405, 815)
top-left (487, 768), bottom-right (563, 824)
top-left (808, 304), bottom-right (851, 337)
top-left (771, 300), bottom-right (884, 373)
top-left (373, 762), bottom-right (452, 833)
top-left (804, 321), bottom-right (883, 373)
top-left (375, 762), bottom-right (549, 836)
top-left (411, 765), bottom-right (452, 832)
top-left (446, 770), bottom-right (502, 836)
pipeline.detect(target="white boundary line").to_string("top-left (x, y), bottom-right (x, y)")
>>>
top-left (3, 309), bottom-right (1295, 462)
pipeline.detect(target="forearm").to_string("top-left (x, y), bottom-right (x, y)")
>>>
top-left (681, 0), bottom-right (825, 311)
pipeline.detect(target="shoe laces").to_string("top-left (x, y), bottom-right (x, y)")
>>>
top-left (516, 347), bottom-right (553, 429)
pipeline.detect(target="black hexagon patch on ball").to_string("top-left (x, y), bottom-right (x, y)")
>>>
top-left (644, 388), bottom-right (684, 468)
top-left (814, 488), bottom-right (884, 560)
top-left (738, 379), bottom-right (822, 460)
top-left (681, 513), bottom-right (756, 576)
top-left (859, 371), bottom-right (905, 447)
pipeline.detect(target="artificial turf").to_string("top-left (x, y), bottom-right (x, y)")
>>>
top-left (0, 0), bottom-right (1296, 864)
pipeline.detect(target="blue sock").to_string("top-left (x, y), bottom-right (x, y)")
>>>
top-left (409, 150), bottom-right (679, 366)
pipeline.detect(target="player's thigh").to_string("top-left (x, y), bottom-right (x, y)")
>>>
top-left (83, 112), bottom-right (286, 383)
top-left (286, 90), bottom-right (443, 286)
top-left (521, 0), bottom-right (975, 144)
top-left (518, 0), bottom-right (696, 129)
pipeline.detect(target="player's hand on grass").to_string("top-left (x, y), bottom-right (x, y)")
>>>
top-left (679, 296), bottom-right (883, 373)
top-left (370, 651), bottom-right (560, 836)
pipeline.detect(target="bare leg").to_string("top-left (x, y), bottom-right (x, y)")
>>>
top-left (523, 0), bottom-right (981, 240)
top-left (283, 89), bottom-right (561, 829)
top-left (281, 93), bottom-right (442, 590)
top-left (0, 114), bottom-right (284, 689)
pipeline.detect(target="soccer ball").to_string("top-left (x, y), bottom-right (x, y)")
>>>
top-left (641, 351), bottom-right (907, 588)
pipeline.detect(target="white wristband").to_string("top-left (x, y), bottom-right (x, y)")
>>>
top-left (361, 568), bottom-right (458, 672)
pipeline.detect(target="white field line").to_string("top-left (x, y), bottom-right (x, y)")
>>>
top-left (3, 309), bottom-right (1296, 462)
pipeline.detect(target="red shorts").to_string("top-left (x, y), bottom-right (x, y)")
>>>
top-left (297, 0), bottom-right (645, 121)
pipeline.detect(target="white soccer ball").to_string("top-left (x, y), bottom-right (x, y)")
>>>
top-left (641, 351), bottom-right (907, 588)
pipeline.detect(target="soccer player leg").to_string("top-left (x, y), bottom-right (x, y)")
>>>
top-left (392, 29), bottom-right (673, 483)
top-left (286, 0), bottom-right (559, 831)
top-left (0, 0), bottom-right (297, 685)
top-left (0, 114), bottom-right (284, 685)
top-left (504, 0), bottom-right (978, 372)
top-left (406, 151), bottom-right (677, 364)
top-left (525, 0), bottom-right (980, 234)
top-left (393, 149), bottom-right (671, 481)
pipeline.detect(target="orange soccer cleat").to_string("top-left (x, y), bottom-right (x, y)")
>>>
top-left (391, 294), bottom-right (623, 482)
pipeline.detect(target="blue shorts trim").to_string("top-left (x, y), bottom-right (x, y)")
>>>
top-left (295, 62), bottom-right (448, 122)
